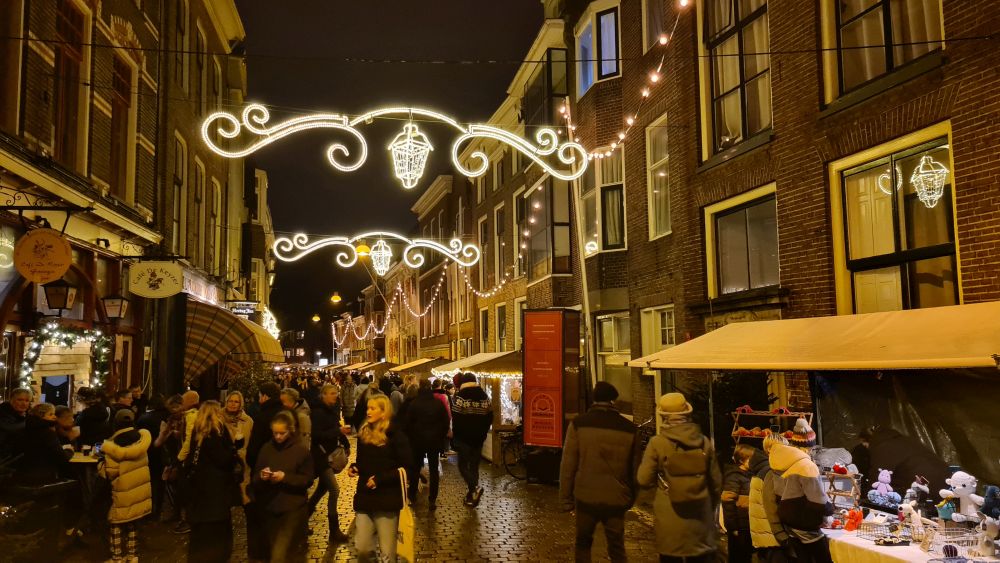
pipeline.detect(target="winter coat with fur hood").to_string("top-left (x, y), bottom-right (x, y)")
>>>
top-left (98, 427), bottom-right (152, 524)
top-left (748, 449), bottom-right (786, 548)
top-left (769, 444), bottom-right (832, 533)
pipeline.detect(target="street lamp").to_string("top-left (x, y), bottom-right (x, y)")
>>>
top-left (311, 313), bottom-right (321, 323)
top-left (330, 292), bottom-right (342, 304)
top-left (42, 278), bottom-right (78, 315)
top-left (101, 294), bottom-right (130, 320)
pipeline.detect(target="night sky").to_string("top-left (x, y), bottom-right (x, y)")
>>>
top-left (233, 1), bottom-right (543, 335)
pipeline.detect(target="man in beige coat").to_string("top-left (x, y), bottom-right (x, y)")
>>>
top-left (98, 409), bottom-right (152, 563)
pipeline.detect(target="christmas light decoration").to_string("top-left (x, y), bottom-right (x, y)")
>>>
top-left (370, 239), bottom-right (393, 276)
top-left (909, 155), bottom-right (950, 208)
top-left (19, 323), bottom-right (111, 388)
top-left (388, 123), bottom-right (433, 189)
top-left (877, 165), bottom-right (902, 196)
top-left (272, 231), bottom-right (480, 271)
top-left (263, 308), bottom-right (280, 339)
top-left (202, 104), bottom-right (588, 186)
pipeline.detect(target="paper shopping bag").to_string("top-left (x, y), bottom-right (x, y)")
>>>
top-left (397, 467), bottom-right (416, 562)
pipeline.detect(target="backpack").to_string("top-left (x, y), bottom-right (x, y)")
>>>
top-left (661, 437), bottom-right (711, 504)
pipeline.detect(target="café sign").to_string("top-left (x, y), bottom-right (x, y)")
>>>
top-left (13, 228), bottom-right (72, 284)
top-left (128, 261), bottom-right (183, 298)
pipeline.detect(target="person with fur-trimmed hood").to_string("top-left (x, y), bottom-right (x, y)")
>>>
top-left (769, 442), bottom-right (834, 563)
top-left (748, 435), bottom-right (792, 562)
top-left (98, 408), bottom-right (152, 563)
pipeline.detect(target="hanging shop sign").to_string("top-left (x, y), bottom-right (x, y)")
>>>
top-left (13, 228), bottom-right (72, 284)
top-left (523, 310), bottom-right (577, 448)
top-left (128, 261), bottom-right (183, 298)
top-left (228, 301), bottom-right (258, 317)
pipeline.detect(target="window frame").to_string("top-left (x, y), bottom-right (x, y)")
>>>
top-left (640, 304), bottom-right (676, 355)
top-left (52, 0), bottom-right (92, 173)
top-left (703, 183), bottom-right (777, 299)
top-left (646, 111), bottom-right (672, 239)
top-left (174, 0), bottom-right (189, 91)
top-left (109, 55), bottom-right (136, 203)
top-left (575, 1), bottom-right (621, 98)
top-left (512, 186), bottom-right (527, 277)
top-left (495, 303), bottom-right (507, 352)
top-left (478, 215), bottom-right (490, 291)
top-left (210, 178), bottom-right (222, 275)
top-left (172, 132), bottom-right (188, 255)
top-left (514, 296), bottom-right (527, 351)
top-left (479, 307), bottom-right (490, 353)
top-left (642, 0), bottom-right (665, 53)
top-left (494, 202), bottom-right (506, 283)
top-left (192, 158), bottom-right (206, 269)
top-left (582, 151), bottom-right (627, 255)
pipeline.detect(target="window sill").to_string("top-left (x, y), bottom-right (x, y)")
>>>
top-left (820, 51), bottom-right (947, 120)
top-left (585, 247), bottom-right (628, 259)
top-left (648, 230), bottom-right (672, 242)
top-left (689, 285), bottom-right (789, 315)
top-left (697, 131), bottom-right (773, 173)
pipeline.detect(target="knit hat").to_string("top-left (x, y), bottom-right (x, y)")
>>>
top-left (114, 408), bottom-right (135, 428)
top-left (790, 417), bottom-right (816, 448)
top-left (657, 392), bottom-right (693, 415)
top-left (592, 381), bottom-right (619, 403)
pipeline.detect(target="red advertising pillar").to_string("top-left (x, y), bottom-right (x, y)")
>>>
top-left (523, 309), bottom-right (582, 453)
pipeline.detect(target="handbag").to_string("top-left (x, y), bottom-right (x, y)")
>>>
top-left (396, 467), bottom-right (416, 563)
top-left (321, 443), bottom-right (349, 474)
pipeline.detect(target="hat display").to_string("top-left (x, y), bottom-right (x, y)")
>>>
top-left (657, 392), bottom-right (693, 415)
top-left (592, 381), bottom-right (619, 403)
top-left (790, 417), bottom-right (816, 448)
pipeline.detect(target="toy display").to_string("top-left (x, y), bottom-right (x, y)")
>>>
top-left (868, 468), bottom-right (903, 508)
top-left (980, 485), bottom-right (1000, 520)
top-left (972, 517), bottom-right (998, 557)
top-left (939, 471), bottom-right (985, 523)
top-left (729, 407), bottom-right (812, 445)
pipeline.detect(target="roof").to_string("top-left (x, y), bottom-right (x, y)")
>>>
top-left (432, 351), bottom-right (521, 376)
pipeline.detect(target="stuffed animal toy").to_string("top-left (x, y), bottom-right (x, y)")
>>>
top-left (938, 471), bottom-right (985, 523)
top-left (899, 501), bottom-right (925, 538)
top-left (868, 468), bottom-right (902, 508)
top-left (974, 516), bottom-right (999, 557)
top-left (981, 485), bottom-right (1000, 520)
top-left (844, 509), bottom-right (864, 532)
top-left (873, 469), bottom-right (894, 496)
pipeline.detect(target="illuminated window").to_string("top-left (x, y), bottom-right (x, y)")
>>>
top-left (576, 4), bottom-right (620, 97)
top-left (109, 57), bottom-right (133, 201)
top-left (647, 112), bottom-right (671, 238)
top-left (582, 151), bottom-right (625, 255)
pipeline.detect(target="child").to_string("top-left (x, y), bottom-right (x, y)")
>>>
top-left (98, 409), bottom-right (152, 563)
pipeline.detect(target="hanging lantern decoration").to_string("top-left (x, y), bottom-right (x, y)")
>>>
top-left (370, 239), bottom-right (393, 277)
top-left (388, 123), bottom-right (433, 189)
top-left (909, 155), bottom-right (950, 208)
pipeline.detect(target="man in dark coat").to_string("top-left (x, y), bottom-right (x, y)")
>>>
top-left (308, 384), bottom-right (351, 543)
top-left (136, 395), bottom-right (168, 520)
top-left (451, 372), bottom-right (492, 507)
top-left (558, 382), bottom-right (638, 563)
top-left (402, 379), bottom-right (450, 509)
top-left (0, 388), bottom-right (31, 457)
top-left (245, 381), bottom-right (287, 561)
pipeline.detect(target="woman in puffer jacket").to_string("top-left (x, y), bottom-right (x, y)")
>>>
top-left (748, 435), bottom-right (791, 562)
top-left (98, 408), bottom-right (152, 563)
top-left (723, 445), bottom-right (755, 562)
top-left (769, 443), bottom-right (834, 563)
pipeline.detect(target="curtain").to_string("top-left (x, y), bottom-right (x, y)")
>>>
top-left (713, 36), bottom-right (742, 145)
top-left (840, 6), bottom-right (887, 91)
top-left (599, 10), bottom-right (618, 77)
top-left (742, 14), bottom-right (771, 134)
top-left (890, 0), bottom-right (942, 64)
top-left (602, 187), bottom-right (624, 248)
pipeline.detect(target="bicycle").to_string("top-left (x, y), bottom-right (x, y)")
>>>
top-left (497, 426), bottom-right (527, 480)
top-left (637, 416), bottom-right (657, 452)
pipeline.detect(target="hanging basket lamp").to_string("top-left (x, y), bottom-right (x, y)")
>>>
top-left (388, 123), bottom-right (433, 190)
top-left (370, 239), bottom-right (393, 277)
top-left (909, 155), bottom-right (949, 208)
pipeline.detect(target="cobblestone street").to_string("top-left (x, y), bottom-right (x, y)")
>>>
top-left (62, 444), bottom-right (658, 562)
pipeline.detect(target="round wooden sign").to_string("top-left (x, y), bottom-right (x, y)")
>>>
top-left (13, 228), bottom-right (73, 284)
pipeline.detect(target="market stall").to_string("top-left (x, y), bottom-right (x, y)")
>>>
top-left (432, 351), bottom-right (522, 463)
top-left (388, 357), bottom-right (448, 380)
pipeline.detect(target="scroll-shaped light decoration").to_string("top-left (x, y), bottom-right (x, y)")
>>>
top-left (388, 124), bottom-right (433, 189)
top-left (370, 239), bottom-right (393, 276)
top-left (909, 155), bottom-right (949, 208)
top-left (273, 231), bottom-right (479, 270)
top-left (877, 165), bottom-right (902, 196)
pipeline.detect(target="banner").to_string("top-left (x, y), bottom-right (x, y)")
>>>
top-left (128, 261), bottom-right (183, 298)
top-left (523, 311), bottom-right (565, 447)
top-left (13, 228), bottom-right (72, 284)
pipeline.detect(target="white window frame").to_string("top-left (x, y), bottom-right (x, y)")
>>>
top-left (211, 178), bottom-right (222, 275)
top-left (641, 0), bottom-right (664, 53)
top-left (175, 0), bottom-right (189, 92)
top-left (54, 0), bottom-right (94, 173)
top-left (495, 303), bottom-right (507, 352)
top-left (193, 157), bottom-right (206, 269)
top-left (646, 111), bottom-right (671, 239)
top-left (575, 0), bottom-right (621, 98)
top-left (513, 296), bottom-right (527, 351)
top-left (640, 304), bottom-right (676, 356)
top-left (109, 52), bottom-right (139, 205)
top-left (195, 22), bottom-right (207, 116)
top-left (582, 150), bottom-right (627, 256)
top-left (479, 307), bottom-right (490, 353)
top-left (512, 186), bottom-right (527, 278)
top-left (703, 183), bottom-right (778, 299)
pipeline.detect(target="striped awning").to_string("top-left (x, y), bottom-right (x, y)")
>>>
top-left (184, 296), bottom-right (284, 382)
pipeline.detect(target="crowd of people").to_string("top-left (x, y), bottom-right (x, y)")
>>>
top-left (0, 367), bottom-right (491, 562)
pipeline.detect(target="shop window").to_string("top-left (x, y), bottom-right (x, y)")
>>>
top-left (582, 152), bottom-right (625, 255)
top-left (596, 313), bottom-right (632, 414)
top-left (641, 305), bottom-right (675, 355)
top-left (0, 1), bottom-right (24, 135)
top-left (54, 0), bottom-right (87, 171)
top-left (841, 138), bottom-right (956, 313)
top-left (172, 133), bottom-right (187, 255)
top-left (647, 112), bottom-right (671, 238)
top-left (835, 0), bottom-right (943, 94)
top-left (109, 57), bottom-right (133, 202)
top-left (496, 304), bottom-right (507, 352)
top-left (643, 0), bottom-right (664, 52)
top-left (703, 0), bottom-right (770, 154)
top-left (576, 4), bottom-right (620, 98)
top-left (713, 194), bottom-right (778, 295)
top-left (0, 225), bottom-right (21, 301)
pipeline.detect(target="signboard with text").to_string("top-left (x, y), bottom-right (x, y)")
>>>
top-left (128, 261), bottom-right (183, 298)
top-left (13, 228), bottom-right (72, 284)
top-left (523, 310), bottom-right (573, 447)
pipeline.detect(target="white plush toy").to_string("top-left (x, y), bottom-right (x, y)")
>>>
top-left (938, 471), bottom-right (984, 523)
top-left (975, 516), bottom-right (999, 557)
top-left (899, 500), bottom-right (925, 538)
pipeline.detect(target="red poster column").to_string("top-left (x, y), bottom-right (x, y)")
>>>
top-left (523, 311), bottom-right (565, 447)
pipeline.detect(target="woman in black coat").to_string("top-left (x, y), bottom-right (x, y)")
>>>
top-left (186, 401), bottom-right (239, 563)
top-left (349, 394), bottom-right (412, 562)
top-left (14, 403), bottom-right (71, 485)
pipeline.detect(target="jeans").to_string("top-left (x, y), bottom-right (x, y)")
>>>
top-left (727, 530), bottom-right (753, 563)
top-left (410, 448), bottom-right (441, 504)
top-left (355, 511), bottom-right (399, 563)
top-left (453, 440), bottom-right (482, 492)
top-left (245, 502), bottom-right (269, 560)
top-left (308, 467), bottom-right (341, 531)
top-left (263, 505), bottom-right (308, 563)
top-left (575, 506), bottom-right (627, 562)
top-left (789, 536), bottom-right (834, 563)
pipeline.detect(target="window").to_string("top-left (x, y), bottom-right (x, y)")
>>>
top-left (479, 216), bottom-right (491, 290)
top-left (841, 138), bottom-right (956, 313)
top-left (212, 59), bottom-right (222, 142)
top-left (643, 0), bottom-right (664, 51)
top-left (174, 0), bottom-right (188, 89)
top-left (480, 308), bottom-right (489, 352)
top-left (705, 0), bottom-right (771, 153)
top-left (0, 1), bottom-right (24, 135)
top-left (209, 180), bottom-right (222, 275)
top-left (109, 57), bottom-right (132, 201)
top-left (582, 152), bottom-right (625, 255)
top-left (646, 113), bottom-right (671, 238)
top-left (476, 176), bottom-right (484, 204)
top-left (172, 134), bottom-right (187, 254)
top-left (493, 153), bottom-right (506, 191)
top-left (513, 188), bottom-right (526, 277)
top-left (596, 313), bottom-right (632, 414)
top-left (836, 0), bottom-right (943, 94)
top-left (494, 205), bottom-right (506, 282)
top-left (576, 5), bottom-right (620, 97)
top-left (438, 210), bottom-right (444, 241)
top-left (193, 160), bottom-right (205, 268)
top-left (54, 0), bottom-right (86, 170)
top-left (514, 298), bottom-right (527, 350)
top-left (523, 48), bottom-right (569, 135)
top-left (195, 26), bottom-right (206, 115)
top-left (641, 305), bottom-right (675, 355)
top-left (711, 193), bottom-right (778, 295)
top-left (496, 304), bottom-right (507, 352)
top-left (422, 289), bottom-right (430, 338)
top-left (527, 178), bottom-right (572, 281)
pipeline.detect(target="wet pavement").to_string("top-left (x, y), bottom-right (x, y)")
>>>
top-left (61, 442), bottom-right (658, 562)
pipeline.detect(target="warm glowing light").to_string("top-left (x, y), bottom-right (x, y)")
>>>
top-left (356, 243), bottom-right (371, 256)
top-left (273, 232), bottom-right (480, 270)
top-left (659, 34), bottom-right (669, 45)
top-left (330, 292), bottom-right (342, 304)
top-left (626, 117), bottom-right (634, 126)
top-left (618, 132), bottom-right (626, 140)
top-left (641, 88), bottom-right (650, 97)
top-left (370, 239), bottom-right (393, 276)
top-left (388, 123), bottom-right (433, 189)
top-left (650, 72), bottom-right (660, 82)
top-left (312, 314), bottom-right (321, 323)
top-left (910, 155), bottom-right (950, 208)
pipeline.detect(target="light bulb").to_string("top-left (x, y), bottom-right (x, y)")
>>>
top-left (641, 88), bottom-right (650, 97)
top-left (659, 34), bottom-right (668, 45)
top-left (626, 117), bottom-right (634, 126)
top-left (618, 132), bottom-right (626, 140)
top-left (650, 72), bottom-right (660, 82)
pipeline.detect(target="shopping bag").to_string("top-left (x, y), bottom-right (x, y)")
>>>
top-left (397, 467), bottom-right (416, 562)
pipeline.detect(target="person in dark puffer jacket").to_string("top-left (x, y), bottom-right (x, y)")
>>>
top-left (308, 384), bottom-right (351, 544)
top-left (558, 382), bottom-right (638, 563)
top-left (769, 443), bottom-right (833, 563)
top-left (402, 378), bottom-right (449, 509)
top-left (451, 372), bottom-right (492, 508)
top-left (723, 445), bottom-right (756, 563)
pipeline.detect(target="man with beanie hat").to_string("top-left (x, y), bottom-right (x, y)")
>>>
top-left (559, 382), bottom-right (638, 562)
top-left (451, 372), bottom-right (492, 507)
top-left (789, 418), bottom-right (816, 451)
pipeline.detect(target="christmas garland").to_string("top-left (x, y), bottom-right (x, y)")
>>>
top-left (19, 323), bottom-right (112, 388)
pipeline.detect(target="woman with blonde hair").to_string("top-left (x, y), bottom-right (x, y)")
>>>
top-left (223, 390), bottom-right (254, 505)
top-left (349, 394), bottom-right (412, 562)
top-left (186, 400), bottom-right (239, 562)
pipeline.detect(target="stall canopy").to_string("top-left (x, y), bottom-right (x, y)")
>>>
top-left (391, 357), bottom-right (448, 374)
top-left (184, 297), bottom-right (284, 382)
top-left (343, 361), bottom-right (373, 370)
top-left (432, 351), bottom-right (516, 376)
top-left (629, 301), bottom-right (1000, 371)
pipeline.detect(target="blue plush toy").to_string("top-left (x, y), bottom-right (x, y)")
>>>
top-left (982, 485), bottom-right (1000, 520)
